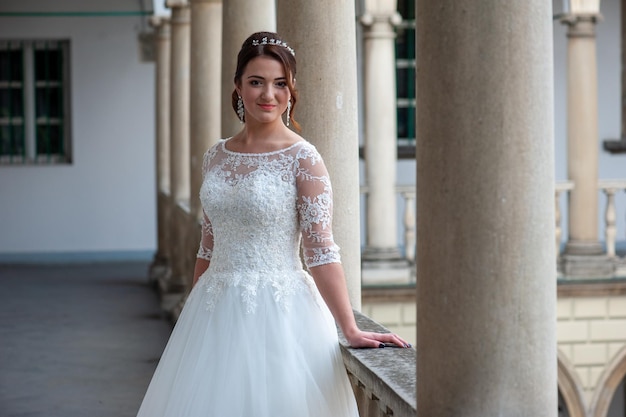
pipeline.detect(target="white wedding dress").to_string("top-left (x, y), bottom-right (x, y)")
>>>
top-left (136, 139), bottom-right (359, 417)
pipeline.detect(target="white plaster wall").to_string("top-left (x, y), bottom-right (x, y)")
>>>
top-left (0, 13), bottom-right (156, 258)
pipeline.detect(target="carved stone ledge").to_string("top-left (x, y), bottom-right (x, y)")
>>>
top-left (149, 255), bottom-right (170, 285)
top-left (339, 311), bottom-right (416, 417)
top-left (560, 254), bottom-right (615, 279)
top-left (557, 278), bottom-right (626, 297)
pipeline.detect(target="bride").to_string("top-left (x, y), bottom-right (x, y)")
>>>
top-left (136, 31), bottom-right (410, 417)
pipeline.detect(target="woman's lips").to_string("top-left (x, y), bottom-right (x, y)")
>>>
top-left (259, 104), bottom-right (275, 111)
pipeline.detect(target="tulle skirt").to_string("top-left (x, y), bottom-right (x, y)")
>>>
top-left (136, 274), bottom-right (359, 417)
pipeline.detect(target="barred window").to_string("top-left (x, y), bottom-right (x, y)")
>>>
top-left (0, 40), bottom-right (71, 164)
top-left (396, 0), bottom-right (415, 147)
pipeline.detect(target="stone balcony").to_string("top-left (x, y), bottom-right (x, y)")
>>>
top-left (361, 181), bottom-right (626, 286)
top-left (341, 311), bottom-right (416, 417)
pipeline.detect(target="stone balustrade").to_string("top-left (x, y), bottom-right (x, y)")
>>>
top-left (556, 180), bottom-right (626, 277)
top-left (360, 184), bottom-right (416, 265)
top-left (339, 311), bottom-right (416, 417)
top-left (397, 185), bottom-right (416, 264)
top-left (362, 181), bottom-right (626, 279)
top-left (556, 181), bottom-right (575, 261)
top-left (599, 180), bottom-right (626, 259)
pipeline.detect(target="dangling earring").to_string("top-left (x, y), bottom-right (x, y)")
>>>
top-left (286, 99), bottom-right (292, 127)
top-left (237, 95), bottom-right (244, 123)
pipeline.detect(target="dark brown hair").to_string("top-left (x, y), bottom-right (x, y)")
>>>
top-left (231, 31), bottom-right (301, 132)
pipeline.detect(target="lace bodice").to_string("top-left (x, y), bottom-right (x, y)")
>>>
top-left (196, 139), bottom-right (341, 313)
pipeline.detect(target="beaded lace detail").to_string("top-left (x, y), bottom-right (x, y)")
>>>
top-left (196, 139), bottom-right (341, 313)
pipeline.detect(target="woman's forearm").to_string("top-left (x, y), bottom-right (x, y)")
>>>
top-left (192, 258), bottom-right (210, 286)
top-left (308, 263), bottom-right (359, 338)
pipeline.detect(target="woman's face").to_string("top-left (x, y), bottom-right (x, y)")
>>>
top-left (237, 55), bottom-right (291, 127)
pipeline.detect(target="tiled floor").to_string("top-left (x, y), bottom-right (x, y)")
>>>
top-left (0, 262), bottom-right (172, 417)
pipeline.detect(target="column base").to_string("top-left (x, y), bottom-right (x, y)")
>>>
top-left (564, 240), bottom-right (604, 256)
top-left (149, 256), bottom-right (187, 319)
top-left (362, 246), bottom-right (406, 261)
top-left (160, 292), bottom-right (186, 320)
top-left (560, 254), bottom-right (615, 279)
top-left (169, 293), bottom-right (188, 322)
top-left (148, 254), bottom-right (170, 285)
top-left (615, 257), bottom-right (626, 278)
top-left (156, 268), bottom-right (188, 300)
top-left (362, 247), bottom-right (412, 285)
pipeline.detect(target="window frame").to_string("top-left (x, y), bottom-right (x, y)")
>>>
top-left (394, 1), bottom-right (416, 159)
top-left (0, 39), bottom-right (72, 165)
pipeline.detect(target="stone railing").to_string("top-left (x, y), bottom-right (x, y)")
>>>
top-left (339, 311), bottom-right (416, 417)
top-left (362, 181), bottom-right (626, 270)
top-left (599, 180), bottom-right (626, 258)
top-left (360, 185), bottom-right (416, 264)
top-left (397, 185), bottom-right (416, 264)
top-left (555, 181), bottom-right (575, 260)
top-left (556, 180), bottom-right (626, 264)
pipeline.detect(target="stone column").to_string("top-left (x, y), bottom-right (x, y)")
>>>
top-left (277, 1), bottom-right (362, 309)
top-left (189, 0), bottom-right (222, 222)
top-left (185, 0), bottom-right (223, 292)
top-left (167, 1), bottom-right (191, 294)
top-left (563, 14), bottom-right (602, 255)
top-left (560, 12), bottom-right (613, 277)
top-left (360, 1), bottom-right (409, 285)
top-left (220, 0), bottom-right (275, 138)
top-left (416, 2), bottom-right (556, 416)
top-left (619, 0), bottom-right (626, 151)
top-left (149, 17), bottom-right (172, 284)
top-left (169, 2), bottom-right (191, 205)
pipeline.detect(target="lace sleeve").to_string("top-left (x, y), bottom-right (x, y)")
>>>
top-left (196, 147), bottom-right (215, 261)
top-left (295, 144), bottom-right (341, 268)
top-left (196, 209), bottom-right (214, 261)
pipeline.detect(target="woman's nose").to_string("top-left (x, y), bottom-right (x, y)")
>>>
top-left (261, 85), bottom-right (273, 98)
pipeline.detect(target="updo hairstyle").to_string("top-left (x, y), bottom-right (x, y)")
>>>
top-left (231, 31), bottom-right (301, 132)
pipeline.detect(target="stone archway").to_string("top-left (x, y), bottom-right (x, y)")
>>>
top-left (558, 350), bottom-right (588, 417)
top-left (590, 345), bottom-right (626, 417)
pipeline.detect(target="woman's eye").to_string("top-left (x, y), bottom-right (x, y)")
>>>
top-left (250, 80), bottom-right (261, 86)
top-left (276, 81), bottom-right (287, 88)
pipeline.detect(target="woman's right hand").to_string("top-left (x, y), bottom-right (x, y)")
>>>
top-left (344, 329), bottom-right (411, 349)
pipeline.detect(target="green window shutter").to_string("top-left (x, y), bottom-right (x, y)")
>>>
top-left (0, 39), bottom-right (70, 165)
top-left (34, 40), bottom-right (66, 162)
top-left (0, 41), bottom-right (25, 162)
top-left (395, 0), bottom-right (416, 146)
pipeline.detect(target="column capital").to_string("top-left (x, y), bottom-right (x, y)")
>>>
top-left (166, 0), bottom-right (189, 9)
top-left (561, 13), bottom-right (602, 37)
top-left (360, 11), bottom-right (402, 28)
top-left (149, 15), bottom-right (170, 29)
top-left (360, 11), bottom-right (401, 40)
top-left (169, 3), bottom-right (191, 24)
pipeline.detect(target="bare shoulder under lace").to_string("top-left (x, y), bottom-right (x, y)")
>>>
top-left (196, 139), bottom-right (341, 313)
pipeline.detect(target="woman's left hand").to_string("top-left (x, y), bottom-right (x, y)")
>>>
top-left (345, 329), bottom-right (412, 349)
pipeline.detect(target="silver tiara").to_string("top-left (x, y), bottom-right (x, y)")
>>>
top-left (251, 37), bottom-right (295, 57)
